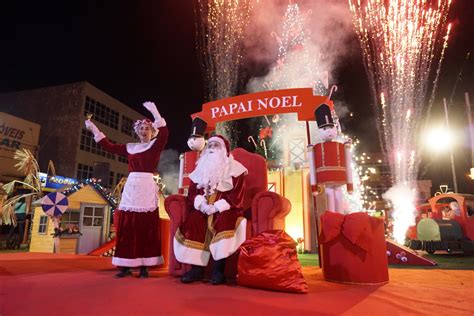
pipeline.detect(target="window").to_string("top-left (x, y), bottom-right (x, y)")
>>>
top-left (289, 138), bottom-right (306, 166)
top-left (118, 155), bottom-right (128, 164)
top-left (108, 171), bottom-right (115, 188)
top-left (121, 115), bottom-right (134, 136)
top-left (83, 206), bottom-right (104, 227)
top-left (268, 183), bottom-right (276, 192)
top-left (84, 96), bottom-right (119, 130)
top-left (80, 129), bottom-right (116, 160)
top-left (77, 163), bottom-right (93, 180)
top-left (38, 216), bottom-right (48, 234)
top-left (60, 209), bottom-right (80, 233)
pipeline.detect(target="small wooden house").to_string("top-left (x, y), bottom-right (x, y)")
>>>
top-left (30, 182), bottom-right (115, 254)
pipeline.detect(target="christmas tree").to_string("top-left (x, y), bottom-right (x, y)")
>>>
top-left (248, 1), bottom-right (327, 164)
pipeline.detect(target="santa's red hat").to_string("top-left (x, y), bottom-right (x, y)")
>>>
top-left (208, 134), bottom-right (230, 156)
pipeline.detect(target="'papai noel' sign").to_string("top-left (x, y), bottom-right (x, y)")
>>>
top-left (192, 88), bottom-right (331, 131)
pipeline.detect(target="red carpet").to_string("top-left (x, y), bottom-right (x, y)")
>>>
top-left (0, 252), bottom-right (472, 316)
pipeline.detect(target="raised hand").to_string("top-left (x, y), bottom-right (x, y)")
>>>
top-left (143, 101), bottom-right (160, 118)
top-left (84, 119), bottom-right (105, 141)
top-left (85, 119), bottom-right (99, 134)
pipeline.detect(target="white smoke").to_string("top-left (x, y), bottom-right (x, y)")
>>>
top-left (157, 149), bottom-right (180, 195)
top-left (244, 0), bottom-right (354, 93)
top-left (382, 182), bottom-right (417, 244)
top-left (244, 0), bottom-right (355, 154)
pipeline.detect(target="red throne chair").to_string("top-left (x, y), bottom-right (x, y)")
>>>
top-left (164, 148), bottom-right (291, 279)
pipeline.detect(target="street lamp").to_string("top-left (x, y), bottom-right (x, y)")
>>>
top-left (422, 111), bottom-right (458, 193)
top-left (443, 98), bottom-right (459, 193)
top-left (424, 126), bottom-right (453, 152)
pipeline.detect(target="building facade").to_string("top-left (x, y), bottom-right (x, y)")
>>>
top-left (0, 82), bottom-right (143, 187)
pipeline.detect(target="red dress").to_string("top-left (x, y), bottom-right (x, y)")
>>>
top-left (173, 174), bottom-right (247, 266)
top-left (98, 126), bottom-right (168, 267)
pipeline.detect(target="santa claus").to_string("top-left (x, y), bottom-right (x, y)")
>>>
top-left (173, 135), bottom-right (248, 285)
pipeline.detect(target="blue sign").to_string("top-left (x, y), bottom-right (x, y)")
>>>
top-left (38, 173), bottom-right (78, 190)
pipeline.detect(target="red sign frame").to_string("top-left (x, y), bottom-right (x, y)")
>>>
top-left (191, 88), bottom-right (331, 131)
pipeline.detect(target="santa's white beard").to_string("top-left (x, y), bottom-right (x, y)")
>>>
top-left (190, 148), bottom-right (229, 192)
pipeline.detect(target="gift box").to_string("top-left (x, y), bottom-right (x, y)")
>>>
top-left (319, 211), bottom-right (389, 285)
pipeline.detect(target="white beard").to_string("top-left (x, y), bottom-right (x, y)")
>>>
top-left (190, 148), bottom-right (229, 194)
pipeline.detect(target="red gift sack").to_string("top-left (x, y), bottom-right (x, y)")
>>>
top-left (237, 230), bottom-right (308, 294)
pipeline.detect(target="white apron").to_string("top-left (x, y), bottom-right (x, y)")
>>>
top-left (119, 172), bottom-right (159, 212)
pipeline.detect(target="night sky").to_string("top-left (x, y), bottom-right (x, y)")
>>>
top-left (0, 0), bottom-right (472, 192)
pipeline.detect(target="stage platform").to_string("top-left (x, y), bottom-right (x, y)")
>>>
top-left (0, 252), bottom-right (472, 315)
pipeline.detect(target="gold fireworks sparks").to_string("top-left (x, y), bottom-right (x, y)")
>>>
top-left (349, 0), bottom-right (452, 244)
top-left (349, 0), bottom-right (451, 183)
top-left (194, 0), bottom-right (254, 101)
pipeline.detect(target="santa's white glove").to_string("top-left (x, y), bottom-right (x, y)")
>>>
top-left (84, 120), bottom-right (105, 142)
top-left (214, 199), bottom-right (231, 213)
top-left (143, 101), bottom-right (166, 128)
top-left (204, 205), bottom-right (218, 216)
top-left (194, 195), bottom-right (207, 212)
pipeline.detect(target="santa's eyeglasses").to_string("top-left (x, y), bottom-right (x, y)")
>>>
top-left (207, 141), bottom-right (222, 150)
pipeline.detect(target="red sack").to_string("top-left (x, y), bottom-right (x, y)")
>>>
top-left (237, 230), bottom-right (308, 294)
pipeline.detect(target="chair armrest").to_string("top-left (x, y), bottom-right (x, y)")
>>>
top-left (164, 194), bottom-right (190, 224)
top-left (164, 194), bottom-right (192, 276)
top-left (251, 191), bottom-right (292, 236)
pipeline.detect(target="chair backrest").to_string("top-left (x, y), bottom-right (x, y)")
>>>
top-left (231, 148), bottom-right (268, 212)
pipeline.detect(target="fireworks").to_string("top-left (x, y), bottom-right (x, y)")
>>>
top-left (194, 0), bottom-right (254, 145)
top-left (194, 0), bottom-right (254, 101)
top-left (263, 2), bottom-right (327, 95)
top-left (349, 0), bottom-right (452, 243)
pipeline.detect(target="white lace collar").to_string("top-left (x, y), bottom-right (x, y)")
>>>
top-left (126, 138), bottom-right (157, 154)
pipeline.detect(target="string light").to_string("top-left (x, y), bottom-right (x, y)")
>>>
top-left (62, 178), bottom-right (117, 209)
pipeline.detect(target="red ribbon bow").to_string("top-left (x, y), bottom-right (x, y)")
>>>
top-left (319, 211), bottom-right (375, 252)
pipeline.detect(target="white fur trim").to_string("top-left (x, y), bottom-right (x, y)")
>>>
top-left (209, 218), bottom-right (247, 260)
top-left (173, 237), bottom-right (210, 267)
top-left (152, 117), bottom-right (166, 129)
top-left (213, 199), bottom-right (231, 213)
top-left (215, 158), bottom-right (248, 192)
top-left (194, 195), bottom-right (206, 210)
top-left (94, 132), bottom-right (106, 143)
top-left (112, 255), bottom-right (164, 267)
top-left (126, 138), bottom-right (157, 154)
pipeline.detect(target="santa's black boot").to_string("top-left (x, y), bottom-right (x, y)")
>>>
top-left (180, 265), bottom-right (204, 283)
top-left (138, 266), bottom-right (149, 279)
top-left (114, 267), bottom-right (132, 278)
top-left (210, 259), bottom-right (226, 285)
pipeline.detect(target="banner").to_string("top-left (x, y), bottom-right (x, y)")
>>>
top-left (38, 172), bottom-right (78, 191)
top-left (191, 88), bottom-right (331, 131)
top-left (0, 112), bottom-right (40, 181)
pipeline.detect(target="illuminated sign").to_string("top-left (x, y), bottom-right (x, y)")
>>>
top-left (38, 173), bottom-right (78, 190)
